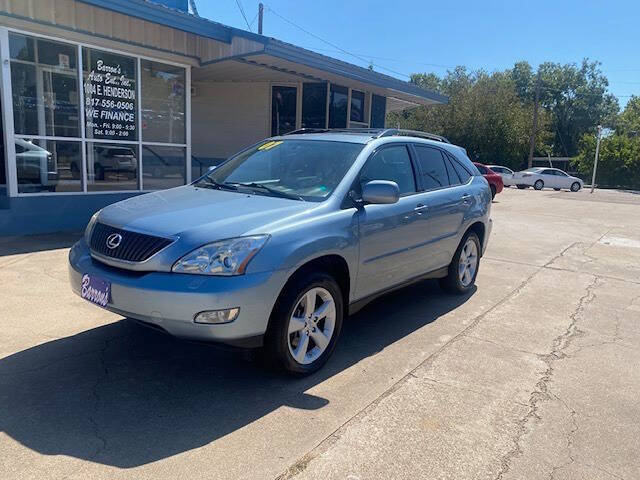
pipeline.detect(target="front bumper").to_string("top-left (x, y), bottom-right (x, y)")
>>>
top-left (68, 239), bottom-right (287, 346)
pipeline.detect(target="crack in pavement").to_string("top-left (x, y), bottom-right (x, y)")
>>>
top-left (274, 245), bottom-right (582, 480)
top-left (494, 275), bottom-right (601, 480)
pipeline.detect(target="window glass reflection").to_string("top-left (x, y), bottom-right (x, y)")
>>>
top-left (9, 33), bottom-right (80, 137)
top-left (141, 60), bottom-right (185, 144)
top-left (16, 139), bottom-right (81, 193)
top-left (86, 143), bottom-right (138, 191)
top-left (142, 145), bottom-right (185, 190)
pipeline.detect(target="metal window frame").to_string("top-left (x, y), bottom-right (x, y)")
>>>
top-left (1, 26), bottom-right (191, 198)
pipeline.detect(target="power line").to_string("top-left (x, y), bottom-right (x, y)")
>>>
top-left (263, 5), bottom-right (412, 79)
top-left (234, 0), bottom-right (252, 32)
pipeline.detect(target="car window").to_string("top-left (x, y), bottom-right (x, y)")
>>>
top-left (475, 164), bottom-right (488, 174)
top-left (447, 154), bottom-right (472, 184)
top-left (555, 170), bottom-right (568, 176)
top-left (413, 146), bottom-right (450, 190)
top-left (489, 166), bottom-right (502, 173)
top-left (541, 169), bottom-right (554, 175)
top-left (443, 156), bottom-right (461, 186)
top-left (359, 145), bottom-right (416, 196)
top-left (202, 139), bottom-right (364, 202)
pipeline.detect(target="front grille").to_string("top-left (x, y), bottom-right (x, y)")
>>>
top-left (90, 222), bottom-right (173, 263)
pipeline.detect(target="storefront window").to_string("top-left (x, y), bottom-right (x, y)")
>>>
top-left (301, 83), bottom-right (327, 129)
top-left (350, 90), bottom-right (365, 123)
top-left (328, 84), bottom-right (348, 128)
top-left (142, 145), bottom-right (186, 190)
top-left (271, 86), bottom-right (297, 136)
top-left (83, 48), bottom-right (137, 141)
top-left (371, 94), bottom-right (386, 128)
top-left (86, 143), bottom-right (138, 191)
top-left (16, 139), bottom-right (81, 193)
top-left (9, 33), bottom-right (80, 137)
top-left (5, 32), bottom-right (189, 195)
top-left (141, 60), bottom-right (185, 144)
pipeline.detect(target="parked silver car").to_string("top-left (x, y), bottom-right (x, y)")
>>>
top-left (513, 167), bottom-right (584, 191)
top-left (69, 129), bottom-right (492, 374)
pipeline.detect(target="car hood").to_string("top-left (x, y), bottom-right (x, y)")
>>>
top-left (98, 186), bottom-right (317, 241)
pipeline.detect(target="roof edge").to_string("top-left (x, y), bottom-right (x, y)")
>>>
top-left (263, 39), bottom-right (448, 105)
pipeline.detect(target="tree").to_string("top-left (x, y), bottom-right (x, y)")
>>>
top-left (389, 67), bottom-right (550, 169)
top-left (573, 95), bottom-right (640, 189)
top-left (512, 59), bottom-right (619, 157)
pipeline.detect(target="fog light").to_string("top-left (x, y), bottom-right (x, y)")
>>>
top-left (194, 308), bottom-right (240, 324)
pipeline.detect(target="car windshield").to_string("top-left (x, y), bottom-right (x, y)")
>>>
top-left (196, 139), bottom-right (364, 201)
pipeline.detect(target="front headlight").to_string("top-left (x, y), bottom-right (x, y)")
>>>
top-left (84, 211), bottom-right (100, 244)
top-left (172, 235), bottom-right (269, 276)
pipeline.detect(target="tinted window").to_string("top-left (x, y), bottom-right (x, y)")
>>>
top-left (301, 83), bottom-right (327, 129)
top-left (541, 169), bottom-right (554, 175)
top-left (350, 90), bottom-right (365, 123)
top-left (370, 94), bottom-right (386, 128)
top-left (448, 154), bottom-right (472, 184)
top-left (328, 84), bottom-right (348, 128)
top-left (443, 156), bottom-right (461, 185)
top-left (271, 86), bottom-right (297, 135)
top-left (360, 146), bottom-right (415, 195)
top-left (476, 164), bottom-right (488, 174)
top-left (414, 146), bottom-right (449, 190)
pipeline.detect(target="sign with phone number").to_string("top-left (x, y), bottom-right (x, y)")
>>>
top-left (84, 59), bottom-right (137, 140)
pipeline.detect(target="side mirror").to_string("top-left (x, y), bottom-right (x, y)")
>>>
top-left (362, 180), bottom-right (400, 205)
top-left (207, 165), bottom-right (217, 172)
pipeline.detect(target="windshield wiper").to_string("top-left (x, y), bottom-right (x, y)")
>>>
top-left (197, 178), bottom-right (238, 191)
top-left (231, 182), bottom-right (304, 201)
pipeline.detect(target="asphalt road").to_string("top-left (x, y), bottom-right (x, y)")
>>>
top-left (1, 187), bottom-right (639, 480)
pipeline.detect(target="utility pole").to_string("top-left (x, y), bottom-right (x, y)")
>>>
top-left (258, 3), bottom-right (264, 35)
top-left (527, 70), bottom-right (542, 169)
top-left (590, 125), bottom-right (602, 194)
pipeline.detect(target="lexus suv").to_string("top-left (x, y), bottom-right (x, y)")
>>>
top-left (69, 129), bottom-right (492, 374)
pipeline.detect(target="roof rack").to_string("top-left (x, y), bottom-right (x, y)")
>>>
top-left (282, 127), bottom-right (450, 144)
top-left (376, 129), bottom-right (450, 143)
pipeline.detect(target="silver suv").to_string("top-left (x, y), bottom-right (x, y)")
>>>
top-left (69, 129), bottom-right (492, 374)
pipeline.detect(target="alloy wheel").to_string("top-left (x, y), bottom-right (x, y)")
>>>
top-left (458, 239), bottom-right (478, 287)
top-left (287, 287), bottom-right (336, 365)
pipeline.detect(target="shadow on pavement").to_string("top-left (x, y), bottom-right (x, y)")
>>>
top-left (0, 232), bottom-right (81, 257)
top-left (0, 280), bottom-right (474, 468)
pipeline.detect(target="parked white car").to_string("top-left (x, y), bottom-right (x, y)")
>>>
top-left (487, 165), bottom-right (516, 187)
top-left (513, 167), bottom-right (583, 192)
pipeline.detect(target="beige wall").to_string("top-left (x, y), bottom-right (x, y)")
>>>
top-left (0, 0), bottom-right (263, 64)
top-left (191, 82), bottom-right (270, 161)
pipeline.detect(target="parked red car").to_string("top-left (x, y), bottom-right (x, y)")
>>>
top-left (474, 163), bottom-right (503, 200)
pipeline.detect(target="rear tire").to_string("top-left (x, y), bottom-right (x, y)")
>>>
top-left (490, 185), bottom-right (497, 200)
top-left (571, 182), bottom-right (581, 192)
top-left (264, 272), bottom-right (343, 375)
top-left (439, 231), bottom-right (481, 295)
top-left (534, 179), bottom-right (544, 190)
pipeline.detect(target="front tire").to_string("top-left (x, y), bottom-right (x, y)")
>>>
top-left (534, 179), bottom-right (544, 190)
top-left (265, 272), bottom-right (343, 375)
top-left (439, 231), bottom-right (481, 295)
top-left (570, 182), bottom-right (581, 192)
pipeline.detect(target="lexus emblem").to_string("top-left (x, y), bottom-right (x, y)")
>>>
top-left (106, 233), bottom-right (123, 249)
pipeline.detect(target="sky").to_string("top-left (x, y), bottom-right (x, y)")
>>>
top-left (196, 0), bottom-right (640, 108)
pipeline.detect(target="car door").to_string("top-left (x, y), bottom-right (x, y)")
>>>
top-left (412, 145), bottom-right (467, 272)
top-left (540, 169), bottom-right (558, 188)
top-left (554, 170), bottom-right (570, 189)
top-left (355, 144), bottom-right (425, 299)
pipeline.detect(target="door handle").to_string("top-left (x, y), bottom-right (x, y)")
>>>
top-left (461, 194), bottom-right (472, 204)
top-left (414, 204), bottom-right (428, 215)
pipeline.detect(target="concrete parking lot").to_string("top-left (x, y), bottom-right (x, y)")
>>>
top-left (1, 187), bottom-right (639, 480)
